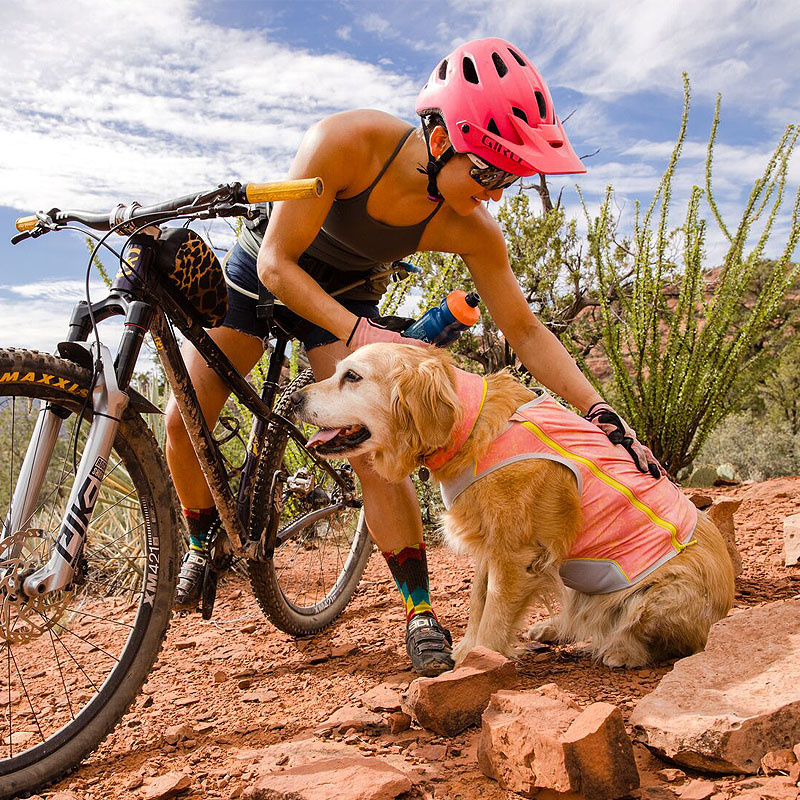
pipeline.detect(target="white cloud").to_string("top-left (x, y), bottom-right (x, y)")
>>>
top-left (360, 13), bottom-right (391, 35)
top-left (452, 0), bottom-right (800, 117)
top-left (0, 0), bottom-right (418, 212)
top-left (0, 288), bottom-right (124, 350)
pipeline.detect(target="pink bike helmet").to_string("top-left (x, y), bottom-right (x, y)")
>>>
top-left (416, 38), bottom-right (585, 198)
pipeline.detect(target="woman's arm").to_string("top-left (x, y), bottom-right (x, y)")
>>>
top-left (459, 217), bottom-right (603, 413)
top-left (256, 113), bottom-right (365, 341)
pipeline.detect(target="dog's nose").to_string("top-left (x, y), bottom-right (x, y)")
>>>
top-left (288, 390), bottom-right (305, 410)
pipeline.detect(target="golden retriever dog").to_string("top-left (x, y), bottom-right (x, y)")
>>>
top-left (294, 343), bottom-right (735, 668)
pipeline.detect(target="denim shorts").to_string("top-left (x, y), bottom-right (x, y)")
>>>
top-left (222, 244), bottom-right (380, 351)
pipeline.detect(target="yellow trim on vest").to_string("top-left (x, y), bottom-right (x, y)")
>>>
top-left (471, 379), bottom-right (489, 477)
top-left (520, 420), bottom-right (694, 552)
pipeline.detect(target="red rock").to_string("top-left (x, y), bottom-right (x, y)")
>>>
top-left (414, 743), bottom-right (447, 761)
top-left (314, 704), bottom-right (384, 734)
top-left (172, 695), bottom-right (198, 708)
top-left (658, 768), bottom-right (688, 782)
top-left (213, 670), bottom-right (227, 683)
top-left (631, 599), bottom-right (800, 774)
top-left (678, 779), bottom-right (716, 800)
top-left (761, 748), bottom-right (797, 774)
top-left (479, 685), bottom-right (577, 793)
top-left (688, 494), bottom-right (713, 509)
top-left (242, 756), bottom-right (412, 800)
top-left (163, 723), bottom-right (194, 745)
top-left (561, 702), bottom-right (640, 800)
top-left (142, 771), bottom-right (192, 800)
top-left (737, 776), bottom-right (800, 800)
top-left (405, 647), bottom-right (518, 736)
top-left (783, 515), bottom-right (800, 567)
top-left (388, 712), bottom-right (412, 734)
top-left (331, 643), bottom-right (359, 658)
top-left (706, 499), bottom-right (743, 577)
top-left (241, 689), bottom-right (279, 703)
top-left (641, 789), bottom-right (680, 800)
top-left (479, 686), bottom-right (637, 800)
top-left (361, 683), bottom-right (402, 712)
top-left (742, 478), bottom-right (799, 502)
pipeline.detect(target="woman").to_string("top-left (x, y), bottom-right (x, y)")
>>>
top-left (166, 37), bottom-right (662, 676)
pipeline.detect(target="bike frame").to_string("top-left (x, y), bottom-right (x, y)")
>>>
top-left (5, 231), bottom-right (358, 598)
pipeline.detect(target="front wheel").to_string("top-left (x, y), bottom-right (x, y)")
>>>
top-left (247, 369), bottom-right (373, 635)
top-left (0, 348), bottom-right (177, 798)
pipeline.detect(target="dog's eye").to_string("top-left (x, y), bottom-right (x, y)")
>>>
top-left (342, 370), bottom-right (362, 384)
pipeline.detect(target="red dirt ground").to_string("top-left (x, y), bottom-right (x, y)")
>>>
top-left (35, 477), bottom-right (800, 800)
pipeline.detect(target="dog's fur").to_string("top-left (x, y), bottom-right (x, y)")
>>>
top-left (298, 343), bottom-right (735, 668)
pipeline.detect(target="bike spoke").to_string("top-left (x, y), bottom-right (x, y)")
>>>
top-left (82, 520), bottom-right (144, 561)
top-left (61, 605), bottom-right (134, 631)
top-left (7, 644), bottom-right (46, 748)
top-left (48, 627), bottom-right (75, 722)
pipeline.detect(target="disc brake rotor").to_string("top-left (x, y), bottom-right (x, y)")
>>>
top-left (0, 529), bottom-right (74, 644)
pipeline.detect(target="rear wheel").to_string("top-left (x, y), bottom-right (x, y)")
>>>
top-left (0, 348), bottom-right (177, 798)
top-left (247, 369), bottom-right (373, 635)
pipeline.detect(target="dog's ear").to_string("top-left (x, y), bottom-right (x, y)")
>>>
top-left (384, 352), bottom-right (460, 473)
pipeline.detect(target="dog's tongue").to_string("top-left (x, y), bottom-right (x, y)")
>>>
top-left (306, 428), bottom-right (343, 449)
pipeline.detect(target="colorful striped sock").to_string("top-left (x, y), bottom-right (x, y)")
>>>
top-left (381, 542), bottom-right (436, 622)
top-left (182, 506), bottom-right (217, 552)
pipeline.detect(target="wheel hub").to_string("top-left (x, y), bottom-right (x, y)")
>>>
top-left (0, 529), bottom-right (73, 644)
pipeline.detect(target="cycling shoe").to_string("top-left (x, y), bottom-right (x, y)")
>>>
top-left (405, 614), bottom-right (455, 676)
top-left (174, 550), bottom-right (208, 610)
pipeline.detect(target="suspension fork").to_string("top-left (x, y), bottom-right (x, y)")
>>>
top-left (2, 403), bottom-right (69, 550)
top-left (19, 343), bottom-right (129, 596)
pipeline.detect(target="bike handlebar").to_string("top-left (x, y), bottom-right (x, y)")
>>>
top-left (14, 177), bottom-right (324, 234)
top-left (245, 178), bottom-right (323, 203)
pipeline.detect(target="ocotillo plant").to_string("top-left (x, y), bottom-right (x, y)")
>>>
top-left (585, 74), bottom-right (800, 477)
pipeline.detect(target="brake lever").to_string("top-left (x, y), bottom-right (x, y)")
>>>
top-left (11, 224), bottom-right (53, 245)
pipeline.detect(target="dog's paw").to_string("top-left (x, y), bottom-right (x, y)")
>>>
top-left (451, 640), bottom-right (474, 665)
top-left (600, 648), bottom-right (648, 669)
top-left (524, 619), bottom-right (560, 644)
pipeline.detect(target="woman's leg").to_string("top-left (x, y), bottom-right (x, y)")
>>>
top-left (165, 325), bottom-right (265, 607)
top-left (307, 341), bottom-right (454, 675)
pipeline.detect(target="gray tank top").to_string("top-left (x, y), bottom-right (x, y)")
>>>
top-left (238, 128), bottom-right (442, 271)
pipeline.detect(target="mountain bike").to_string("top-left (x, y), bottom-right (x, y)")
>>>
top-left (0, 178), bottom-right (405, 796)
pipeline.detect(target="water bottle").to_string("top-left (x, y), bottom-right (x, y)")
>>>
top-left (403, 290), bottom-right (481, 346)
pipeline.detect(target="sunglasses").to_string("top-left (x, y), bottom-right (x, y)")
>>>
top-left (466, 154), bottom-right (522, 190)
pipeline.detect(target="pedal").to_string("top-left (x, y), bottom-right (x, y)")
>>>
top-left (200, 562), bottom-right (218, 621)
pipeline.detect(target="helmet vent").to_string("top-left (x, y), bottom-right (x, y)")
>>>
top-left (535, 91), bottom-right (548, 120)
top-left (438, 59), bottom-right (448, 81)
top-left (487, 118), bottom-right (501, 136)
top-left (511, 106), bottom-right (528, 124)
top-left (462, 56), bottom-right (480, 84)
top-left (491, 52), bottom-right (508, 77)
top-left (507, 48), bottom-right (527, 67)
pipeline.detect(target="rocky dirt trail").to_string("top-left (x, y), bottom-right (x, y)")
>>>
top-left (33, 477), bottom-right (800, 800)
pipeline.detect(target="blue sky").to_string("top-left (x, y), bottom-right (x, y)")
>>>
top-left (1, 0), bottom-right (798, 352)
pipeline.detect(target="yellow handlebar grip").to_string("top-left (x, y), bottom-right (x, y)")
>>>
top-left (15, 215), bottom-right (39, 232)
top-left (245, 177), bottom-right (323, 203)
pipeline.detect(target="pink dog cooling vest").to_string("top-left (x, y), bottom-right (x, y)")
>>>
top-left (424, 371), bottom-right (698, 595)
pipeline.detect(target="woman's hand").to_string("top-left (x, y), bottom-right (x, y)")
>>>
top-left (584, 403), bottom-right (666, 479)
top-left (346, 316), bottom-right (429, 350)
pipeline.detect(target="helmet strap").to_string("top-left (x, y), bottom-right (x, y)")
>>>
top-left (417, 120), bottom-right (455, 201)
